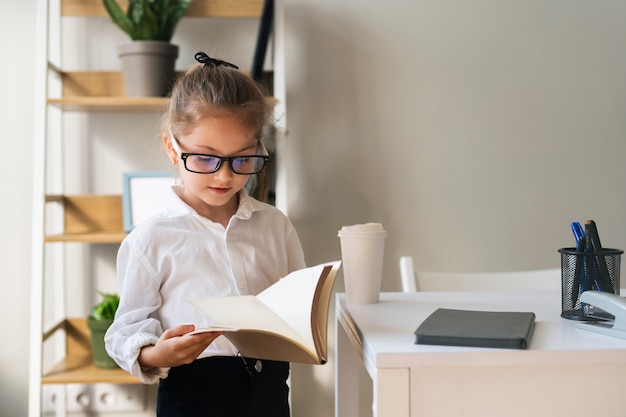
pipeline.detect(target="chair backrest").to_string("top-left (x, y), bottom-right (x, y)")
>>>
top-left (399, 256), bottom-right (418, 292)
top-left (399, 256), bottom-right (561, 292)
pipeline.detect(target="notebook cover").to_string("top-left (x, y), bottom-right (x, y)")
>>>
top-left (414, 308), bottom-right (536, 349)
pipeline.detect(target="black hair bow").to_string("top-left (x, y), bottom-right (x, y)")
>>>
top-left (195, 52), bottom-right (239, 69)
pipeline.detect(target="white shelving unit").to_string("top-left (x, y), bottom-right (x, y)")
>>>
top-left (28, 1), bottom-right (284, 415)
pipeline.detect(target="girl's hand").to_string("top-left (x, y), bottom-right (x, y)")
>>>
top-left (138, 324), bottom-right (224, 368)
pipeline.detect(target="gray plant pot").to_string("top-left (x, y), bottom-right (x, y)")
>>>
top-left (118, 41), bottom-right (179, 97)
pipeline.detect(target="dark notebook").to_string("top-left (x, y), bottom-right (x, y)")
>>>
top-left (414, 308), bottom-right (536, 349)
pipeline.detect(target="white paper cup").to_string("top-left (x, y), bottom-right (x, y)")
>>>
top-left (338, 223), bottom-right (387, 304)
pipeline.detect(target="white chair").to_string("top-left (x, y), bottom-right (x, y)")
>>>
top-left (399, 256), bottom-right (561, 292)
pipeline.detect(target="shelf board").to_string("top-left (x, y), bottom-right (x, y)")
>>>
top-left (47, 97), bottom-right (169, 112)
top-left (42, 356), bottom-right (140, 385)
top-left (45, 195), bottom-right (126, 243)
top-left (62, 0), bottom-right (263, 18)
top-left (41, 318), bottom-right (141, 385)
top-left (47, 71), bottom-right (168, 111)
top-left (47, 71), bottom-right (275, 111)
top-left (39, 70), bottom-right (164, 111)
top-left (44, 232), bottom-right (127, 244)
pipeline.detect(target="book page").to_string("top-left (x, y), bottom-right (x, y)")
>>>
top-left (256, 264), bottom-right (332, 353)
top-left (310, 262), bottom-right (341, 359)
top-left (188, 295), bottom-right (309, 348)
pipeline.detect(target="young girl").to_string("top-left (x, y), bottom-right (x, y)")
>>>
top-left (105, 52), bottom-right (306, 417)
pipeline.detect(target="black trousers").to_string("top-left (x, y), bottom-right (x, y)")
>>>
top-left (157, 356), bottom-right (290, 417)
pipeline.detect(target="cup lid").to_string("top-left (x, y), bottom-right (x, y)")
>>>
top-left (338, 223), bottom-right (387, 237)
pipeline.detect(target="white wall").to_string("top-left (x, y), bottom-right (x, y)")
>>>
top-left (283, 0), bottom-right (626, 415)
top-left (285, 0), bottom-right (626, 275)
top-left (4, 1), bottom-right (626, 416)
top-left (1, 1), bottom-right (36, 416)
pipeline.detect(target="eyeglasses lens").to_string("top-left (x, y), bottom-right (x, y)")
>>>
top-left (231, 157), bottom-right (264, 174)
top-left (188, 155), bottom-right (220, 173)
top-left (186, 155), bottom-right (266, 174)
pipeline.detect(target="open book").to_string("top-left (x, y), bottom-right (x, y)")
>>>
top-left (188, 261), bottom-right (341, 364)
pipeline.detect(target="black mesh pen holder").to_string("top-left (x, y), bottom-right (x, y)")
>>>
top-left (558, 247), bottom-right (623, 320)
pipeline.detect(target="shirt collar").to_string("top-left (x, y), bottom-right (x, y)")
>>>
top-left (234, 188), bottom-right (266, 220)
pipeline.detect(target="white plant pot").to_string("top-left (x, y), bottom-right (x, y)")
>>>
top-left (118, 41), bottom-right (179, 97)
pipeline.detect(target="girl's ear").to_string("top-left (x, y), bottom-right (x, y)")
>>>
top-left (163, 133), bottom-right (178, 165)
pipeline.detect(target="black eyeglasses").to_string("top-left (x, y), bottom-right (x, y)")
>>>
top-left (170, 132), bottom-right (269, 175)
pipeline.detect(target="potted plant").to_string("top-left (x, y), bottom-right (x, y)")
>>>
top-left (86, 292), bottom-right (120, 369)
top-left (102, 0), bottom-right (192, 97)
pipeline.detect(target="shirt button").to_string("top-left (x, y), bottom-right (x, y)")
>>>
top-left (238, 280), bottom-right (246, 289)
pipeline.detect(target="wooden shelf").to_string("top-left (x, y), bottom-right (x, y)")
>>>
top-left (45, 195), bottom-right (127, 243)
top-left (45, 71), bottom-right (167, 112)
top-left (47, 71), bottom-right (274, 112)
top-left (62, 0), bottom-right (263, 18)
top-left (41, 318), bottom-right (140, 385)
top-left (42, 356), bottom-right (140, 385)
top-left (44, 232), bottom-right (127, 244)
top-left (47, 97), bottom-right (169, 112)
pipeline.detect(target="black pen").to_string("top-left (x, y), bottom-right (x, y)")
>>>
top-left (584, 220), bottom-right (613, 293)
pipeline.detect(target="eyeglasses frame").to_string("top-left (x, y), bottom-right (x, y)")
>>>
top-left (169, 130), bottom-right (269, 175)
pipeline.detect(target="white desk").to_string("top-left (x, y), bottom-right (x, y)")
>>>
top-left (335, 291), bottom-right (626, 417)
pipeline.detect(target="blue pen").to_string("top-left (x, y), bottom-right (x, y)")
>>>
top-left (570, 222), bottom-right (586, 307)
top-left (571, 222), bottom-right (585, 244)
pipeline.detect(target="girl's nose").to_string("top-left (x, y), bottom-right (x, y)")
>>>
top-left (212, 160), bottom-right (234, 179)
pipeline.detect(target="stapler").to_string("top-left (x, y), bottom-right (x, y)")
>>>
top-left (575, 291), bottom-right (626, 340)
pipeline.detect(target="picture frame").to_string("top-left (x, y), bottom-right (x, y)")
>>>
top-left (122, 171), bottom-right (174, 232)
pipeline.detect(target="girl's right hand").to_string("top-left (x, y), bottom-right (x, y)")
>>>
top-left (138, 324), bottom-right (224, 368)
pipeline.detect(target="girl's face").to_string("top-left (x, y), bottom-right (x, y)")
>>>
top-left (164, 114), bottom-right (259, 225)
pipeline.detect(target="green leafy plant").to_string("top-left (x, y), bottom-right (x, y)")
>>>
top-left (90, 292), bottom-right (120, 321)
top-left (102, 0), bottom-right (192, 41)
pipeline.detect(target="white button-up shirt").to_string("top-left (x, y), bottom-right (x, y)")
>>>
top-left (105, 187), bottom-right (306, 384)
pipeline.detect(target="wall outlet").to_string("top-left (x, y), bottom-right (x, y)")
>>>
top-left (42, 383), bottom-right (146, 413)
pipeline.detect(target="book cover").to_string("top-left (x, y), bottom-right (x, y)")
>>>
top-left (188, 261), bottom-right (341, 364)
top-left (414, 308), bottom-right (536, 349)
